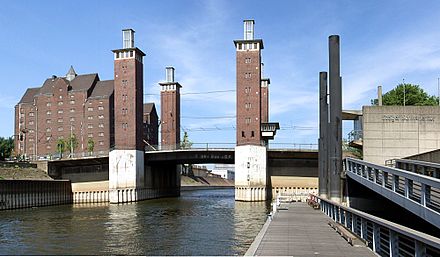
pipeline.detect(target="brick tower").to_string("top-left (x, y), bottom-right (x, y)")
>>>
top-left (234, 20), bottom-right (263, 146)
top-left (159, 67), bottom-right (181, 150)
top-left (261, 63), bottom-right (270, 123)
top-left (234, 20), bottom-right (268, 202)
top-left (109, 29), bottom-right (146, 203)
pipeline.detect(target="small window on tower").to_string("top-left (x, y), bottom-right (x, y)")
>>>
top-left (242, 131), bottom-right (245, 138)
top-left (245, 58), bottom-right (251, 63)
top-left (251, 131), bottom-right (255, 137)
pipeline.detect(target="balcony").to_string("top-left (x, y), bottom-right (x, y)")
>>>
top-left (261, 122), bottom-right (280, 140)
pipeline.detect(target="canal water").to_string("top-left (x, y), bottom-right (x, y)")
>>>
top-left (0, 189), bottom-right (270, 255)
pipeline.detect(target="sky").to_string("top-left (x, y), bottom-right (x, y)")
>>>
top-left (2, 0), bottom-right (440, 148)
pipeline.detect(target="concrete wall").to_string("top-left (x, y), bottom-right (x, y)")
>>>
top-left (404, 149), bottom-right (440, 163)
top-left (0, 180), bottom-right (72, 210)
top-left (363, 106), bottom-right (440, 165)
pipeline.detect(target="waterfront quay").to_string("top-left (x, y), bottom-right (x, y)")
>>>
top-left (246, 202), bottom-right (375, 256)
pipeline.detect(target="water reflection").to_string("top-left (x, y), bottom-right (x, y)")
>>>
top-left (0, 189), bottom-right (269, 255)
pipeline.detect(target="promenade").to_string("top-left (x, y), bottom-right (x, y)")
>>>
top-left (247, 202), bottom-right (376, 256)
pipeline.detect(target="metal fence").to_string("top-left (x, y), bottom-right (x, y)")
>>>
top-left (145, 143), bottom-right (318, 152)
top-left (344, 157), bottom-right (440, 228)
top-left (309, 194), bottom-right (440, 257)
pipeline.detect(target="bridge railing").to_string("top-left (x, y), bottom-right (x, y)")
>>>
top-left (345, 157), bottom-right (440, 228)
top-left (145, 143), bottom-right (318, 152)
top-left (309, 194), bottom-right (440, 257)
top-left (391, 159), bottom-right (440, 179)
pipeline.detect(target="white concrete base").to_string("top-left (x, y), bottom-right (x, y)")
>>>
top-left (109, 150), bottom-right (144, 203)
top-left (234, 145), bottom-right (268, 201)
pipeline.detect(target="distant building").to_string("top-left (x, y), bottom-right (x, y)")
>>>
top-left (14, 66), bottom-right (158, 159)
top-left (211, 164), bottom-right (235, 180)
top-left (345, 106), bottom-right (440, 165)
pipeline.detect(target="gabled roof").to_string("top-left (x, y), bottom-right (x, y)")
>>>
top-left (89, 80), bottom-right (114, 99)
top-left (69, 73), bottom-right (98, 91)
top-left (18, 87), bottom-right (40, 104)
top-left (143, 103), bottom-right (156, 115)
top-left (37, 77), bottom-right (69, 95)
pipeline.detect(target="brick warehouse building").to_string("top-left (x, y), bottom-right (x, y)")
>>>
top-left (14, 64), bottom-right (158, 159)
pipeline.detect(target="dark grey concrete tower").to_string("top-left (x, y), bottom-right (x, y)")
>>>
top-left (319, 71), bottom-right (328, 198)
top-left (328, 35), bottom-right (342, 202)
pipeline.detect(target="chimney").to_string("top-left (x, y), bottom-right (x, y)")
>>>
top-left (243, 20), bottom-right (255, 40)
top-left (378, 85), bottom-right (383, 106)
top-left (166, 67), bottom-right (175, 83)
top-left (122, 29), bottom-right (135, 49)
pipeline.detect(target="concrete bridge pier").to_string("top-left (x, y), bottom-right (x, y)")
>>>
top-left (235, 145), bottom-right (269, 201)
top-left (109, 150), bottom-right (145, 203)
top-left (145, 162), bottom-right (181, 198)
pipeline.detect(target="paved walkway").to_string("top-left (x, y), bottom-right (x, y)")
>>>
top-left (251, 202), bottom-right (376, 256)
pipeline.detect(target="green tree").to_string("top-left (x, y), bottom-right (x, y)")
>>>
top-left (0, 136), bottom-right (14, 161)
top-left (87, 138), bottom-right (95, 155)
top-left (371, 84), bottom-right (438, 106)
top-left (180, 131), bottom-right (193, 149)
top-left (66, 134), bottom-right (78, 156)
top-left (56, 138), bottom-right (66, 159)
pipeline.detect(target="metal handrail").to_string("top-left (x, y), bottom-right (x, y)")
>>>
top-left (309, 194), bottom-right (440, 256)
top-left (345, 157), bottom-right (440, 228)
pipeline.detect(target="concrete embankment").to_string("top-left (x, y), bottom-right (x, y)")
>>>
top-left (181, 175), bottom-right (234, 190)
top-left (0, 180), bottom-right (72, 210)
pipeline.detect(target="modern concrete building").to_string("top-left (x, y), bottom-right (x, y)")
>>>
top-left (212, 164), bottom-right (235, 180)
top-left (14, 43), bottom-right (158, 160)
top-left (346, 105), bottom-right (440, 165)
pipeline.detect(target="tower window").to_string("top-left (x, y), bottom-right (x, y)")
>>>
top-left (242, 131), bottom-right (245, 138)
top-left (251, 131), bottom-right (255, 137)
top-left (88, 107), bottom-right (93, 111)
top-left (245, 118), bottom-right (251, 124)
top-left (245, 58), bottom-right (251, 63)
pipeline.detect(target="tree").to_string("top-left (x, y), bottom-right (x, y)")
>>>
top-left (66, 134), bottom-right (78, 156)
top-left (0, 136), bottom-right (14, 161)
top-left (87, 138), bottom-right (95, 155)
top-left (56, 139), bottom-right (66, 159)
top-left (371, 84), bottom-right (438, 106)
top-left (180, 131), bottom-right (193, 149)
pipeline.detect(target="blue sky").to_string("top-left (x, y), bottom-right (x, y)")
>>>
top-left (2, 0), bottom-right (440, 147)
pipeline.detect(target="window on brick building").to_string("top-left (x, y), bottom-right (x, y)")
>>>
top-left (59, 95), bottom-right (63, 99)
top-left (70, 108), bottom-right (75, 113)
top-left (46, 119), bottom-right (51, 124)
top-left (29, 121), bottom-right (34, 125)
top-left (70, 117), bottom-right (75, 122)
top-left (29, 138), bottom-right (34, 142)
top-left (46, 128), bottom-right (51, 132)
top-left (98, 115), bottom-right (104, 119)
top-left (88, 107), bottom-right (93, 111)
top-left (58, 110), bottom-right (63, 114)
top-left (58, 101), bottom-right (63, 106)
top-left (98, 106), bottom-right (104, 111)
top-left (251, 131), bottom-right (255, 137)
top-left (46, 102), bottom-right (51, 107)
top-left (88, 124), bottom-right (93, 129)
top-left (58, 118), bottom-right (63, 123)
top-left (242, 131), bottom-right (245, 137)
top-left (58, 127), bottom-right (63, 132)
top-left (29, 129), bottom-right (34, 133)
top-left (99, 123), bottom-right (104, 128)
top-left (47, 111), bottom-right (51, 115)
top-left (46, 136), bottom-right (51, 141)
top-left (245, 58), bottom-right (251, 63)
top-left (99, 141), bottom-right (104, 146)
top-left (46, 145), bottom-right (51, 149)
top-left (88, 133), bottom-right (93, 138)
top-left (88, 116), bottom-right (93, 120)
top-left (70, 100), bottom-right (75, 104)
top-left (98, 132), bottom-right (104, 137)
top-left (122, 123), bottom-right (128, 130)
top-left (29, 112), bottom-right (34, 117)
top-left (122, 79), bottom-right (128, 86)
top-left (245, 118), bottom-right (251, 124)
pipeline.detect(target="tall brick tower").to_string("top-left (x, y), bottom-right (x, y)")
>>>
top-left (234, 20), bottom-right (263, 146)
top-left (234, 20), bottom-right (268, 202)
top-left (109, 29), bottom-right (146, 203)
top-left (159, 67), bottom-right (181, 150)
top-left (261, 63), bottom-right (270, 123)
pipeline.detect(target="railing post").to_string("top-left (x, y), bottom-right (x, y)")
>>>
top-left (405, 178), bottom-right (413, 198)
top-left (389, 230), bottom-right (398, 257)
top-left (382, 171), bottom-right (387, 187)
top-left (393, 175), bottom-right (399, 192)
top-left (360, 217), bottom-right (367, 240)
top-left (421, 184), bottom-right (427, 206)
top-left (372, 223), bottom-right (380, 253)
top-left (351, 213), bottom-right (355, 232)
top-left (373, 168), bottom-right (377, 183)
top-left (344, 210), bottom-right (348, 227)
top-left (415, 240), bottom-right (426, 257)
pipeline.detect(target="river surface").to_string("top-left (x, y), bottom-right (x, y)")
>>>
top-left (0, 189), bottom-right (270, 255)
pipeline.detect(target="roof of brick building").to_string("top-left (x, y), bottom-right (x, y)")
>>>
top-left (90, 80), bottom-right (114, 99)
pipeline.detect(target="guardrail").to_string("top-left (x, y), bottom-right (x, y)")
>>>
top-left (309, 194), bottom-right (440, 257)
top-left (393, 159), bottom-right (440, 179)
top-left (146, 143), bottom-right (319, 152)
top-left (344, 157), bottom-right (440, 228)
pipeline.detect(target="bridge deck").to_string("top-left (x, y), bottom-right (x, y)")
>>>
top-left (249, 202), bottom-right (375, 256)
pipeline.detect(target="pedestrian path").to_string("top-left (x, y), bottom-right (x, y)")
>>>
top-left (248, 202), bottom-right (376, 256)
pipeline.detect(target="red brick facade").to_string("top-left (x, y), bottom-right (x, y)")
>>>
top-left (159, 82), bottom-right (181, 149)
top-left (234, 40), bottom-right (264, 146)
top-left (261, 78), bottom-right (270, 123)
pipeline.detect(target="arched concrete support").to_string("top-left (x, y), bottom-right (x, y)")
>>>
top-left (235, 145), bottom-right (268, 201)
